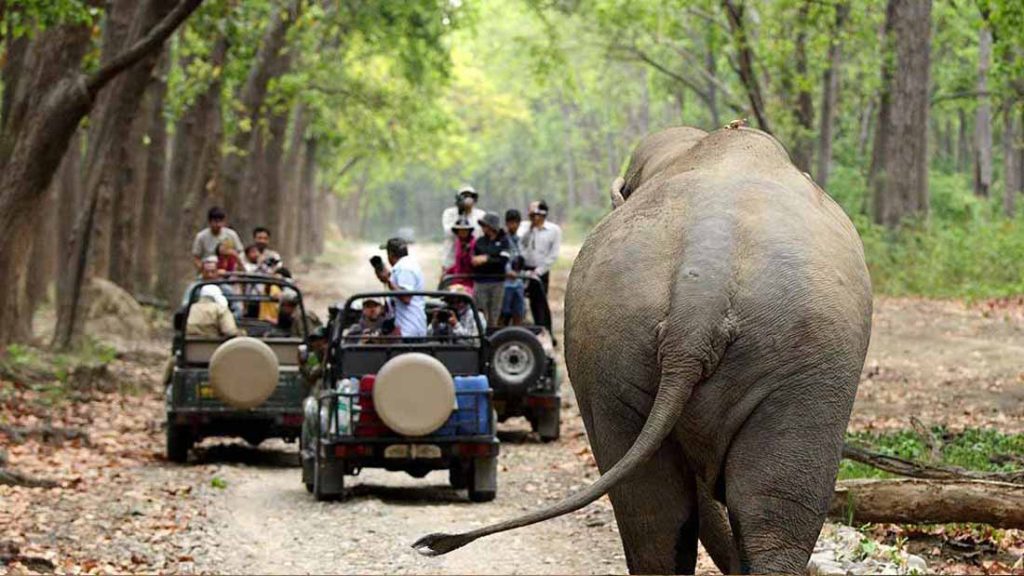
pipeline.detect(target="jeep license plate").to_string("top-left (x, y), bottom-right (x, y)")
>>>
top-left (197, 382), bottom-right (215, 399)
top-left (383, 444), bottom-right (441, 459)
top-left (412, 444), bottom-right (441, 459)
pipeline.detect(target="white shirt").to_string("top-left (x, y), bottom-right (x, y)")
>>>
top-left (441, 206), bottom-right (486, 269)
top-left (518, 220), bottom-right (562, 276)
top-left (390, 255), bottom-right (427, 338)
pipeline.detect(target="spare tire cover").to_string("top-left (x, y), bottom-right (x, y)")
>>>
top-left (373, 353), bottom-right (455, 437)
top-left (209, 337), bottom-right (279, 409)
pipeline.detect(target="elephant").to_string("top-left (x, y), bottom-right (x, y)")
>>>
top-left (414, 126), bottom-right (873, 575)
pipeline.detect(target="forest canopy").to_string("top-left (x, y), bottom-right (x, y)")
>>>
top-left (2, 0), bottom-right (1024, 348)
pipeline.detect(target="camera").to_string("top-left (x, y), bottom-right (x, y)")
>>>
top-left (369, 255), bottom-right (385, 273)
top-left (436, 309), bottom-right (452, 323)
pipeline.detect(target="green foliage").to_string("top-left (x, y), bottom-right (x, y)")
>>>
top-left (820, 164), bottom-right (1024, 299)
top-left (0, 0), bottom-right (100, 38)
top-left (210, 476), bottom-right (228, 489)
top-left (839, 428), bottom-right (1024, 481)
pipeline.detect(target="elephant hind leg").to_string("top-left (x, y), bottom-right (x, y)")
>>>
top-left (722, 394), bottom-right (847, 574)
top-left (587, 399), bottom-right (698, 574)
top-left (697, 478), bottom-right (739, 574)
top-left (608, 445), bottom-right (698, 574)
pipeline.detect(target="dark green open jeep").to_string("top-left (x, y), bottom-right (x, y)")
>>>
top-left (165, 276), bottom-right (312, 462)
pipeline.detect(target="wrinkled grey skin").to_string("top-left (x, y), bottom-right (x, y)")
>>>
top-left (415, 126), bottom-right (872, 575)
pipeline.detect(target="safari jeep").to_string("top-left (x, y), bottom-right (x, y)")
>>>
top-left (165, 277), bottom-right (311, 462)
top-left (439, 274), bottom-right (561, 442)
top-left (301, 290), bottom-right (499, 502)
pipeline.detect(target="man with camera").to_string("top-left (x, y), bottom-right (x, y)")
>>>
top-left (372, 238), bottom-right (426, 338)
top-left (428, 284), bottom-right (485, 342)
top-left (252, 226), bottom-right (283, 273)
top-left (441, 185), bottom-right (486, 272)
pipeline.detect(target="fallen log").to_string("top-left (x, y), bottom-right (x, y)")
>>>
top-left (842, 443), bottom-right (1024, 484)
top-left (829, 479), bottom-right (1024, 529)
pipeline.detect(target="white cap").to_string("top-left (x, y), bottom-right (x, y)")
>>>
top-left (199, 284), bottom-right (228, 308)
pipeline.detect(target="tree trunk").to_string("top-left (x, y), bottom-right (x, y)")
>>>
top-left (0, 24), bottom-right (92, 347)
top-left (157, 36), bottom-right (229, 304)
top-left (1005, 104), bottom-right (1021, 217)
top-left (50, 0), bottom-right (206, 349)
top-left (82, 0), bottom-right (136, 281)
top-left (281, 105), bottom-right (308, 262)
top-left (54, 132), bottom-right (83, 328)
top-left (816, 2), bottom-right (850, 188)
top-left (133, 54), bottom-right (170, 295)
top-left (829, 479), bottom-right (1024, 529)
top-left (870, 0), bottom-right (932, 228)
top-left (789, 0), bottom-right (815, 172)
top-left (559, 100), bottom-right (577, 215)
top-left (298, 138), bottom-right (318, 258)
top-left (218, 1), bottom-right (299, 233)
top-left (974, 24), bottom-right (993, 197)
top-left (722, 0), bottom-right (772, 133)
top-left (25, 183), bottom-right (56, 317)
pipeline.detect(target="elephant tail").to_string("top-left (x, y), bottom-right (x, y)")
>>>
top-left (412, 304), bottom-right (728, 556)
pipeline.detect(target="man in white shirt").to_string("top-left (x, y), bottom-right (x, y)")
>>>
top-left (374, 238), bottom-right (427, 338)
top-left (519, 200), bottom-right (561, 337)
top-left (441, 185), bottom-right (486, 272)
top-left (191, 206), bottom-right (244, 272)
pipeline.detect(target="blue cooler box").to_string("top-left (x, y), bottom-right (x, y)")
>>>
top-left (435, 376), bottom-right (491, 436)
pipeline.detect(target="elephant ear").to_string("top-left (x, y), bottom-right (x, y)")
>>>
top-left (609, 176), bottom-right (626, 210)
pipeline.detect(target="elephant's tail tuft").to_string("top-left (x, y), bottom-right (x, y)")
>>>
top-left (412, 532), bottom-right (474, 556)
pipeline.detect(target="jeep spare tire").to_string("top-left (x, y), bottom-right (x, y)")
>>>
top-left (209, 337), bottom-right (279, 409)
top-left (489, 327), bottom-right (545, 392)
top-left (373, 353), bottom-right (455, 436)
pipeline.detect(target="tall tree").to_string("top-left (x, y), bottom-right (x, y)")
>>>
top-left (816, 2), bottom-right (850, 188)
top-left (722, 0), bottom-right (772, 133)
top-left (1002, 105), bottom-right (1019, 216)
top-left (974, 22), bottom-right (993, 197)
top-left (157, 35), bottom-right (229, 303)
top-left (218, 1), bottom-right (300, 234)
top-left (132, 54), bottom-right (171, 295)
top-left (870, 0), bottom-right (933, 228)
top-left (47, 0), bottom-right (205, 349)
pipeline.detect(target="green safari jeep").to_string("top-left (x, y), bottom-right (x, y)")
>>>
top-left (165, 276), bottom-right (312, 462)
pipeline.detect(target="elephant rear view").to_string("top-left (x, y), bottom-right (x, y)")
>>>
top-left (415, 126), bottom-right (872, 575)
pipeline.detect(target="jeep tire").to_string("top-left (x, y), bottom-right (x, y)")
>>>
top-left (313, 456), bottom-right (345, 502)
top-left (533, 406), bottom-right (561, 443)
top-left (489, 328), bottom-right (546, 396)
top-left (468, 456), bottom-right (497, 503)
top-left (448, 459), bottom-right (468, 490)
top-left (166, 424), bottom-right (192, 464)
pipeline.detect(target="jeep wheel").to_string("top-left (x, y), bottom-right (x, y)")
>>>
top-left (313, 456), bottom-right (345, 502)
top-left (533, 407), bottom-right (561, 443)
top-left (166, 425), bottom-right (192, 464)
top-left (243, 434), bottom-right (265, 447)
top-left (468, 457), bottom-right (497, 503)
top-left (489, 328), bottom-right (546, 394)
top-left (448, 460), bottom-right (468, 490)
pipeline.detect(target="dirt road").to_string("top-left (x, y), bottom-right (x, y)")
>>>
top-left (5, 241), bottom-right (1024, 574)
top-left (186, 242), bottom-right (631, 574)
